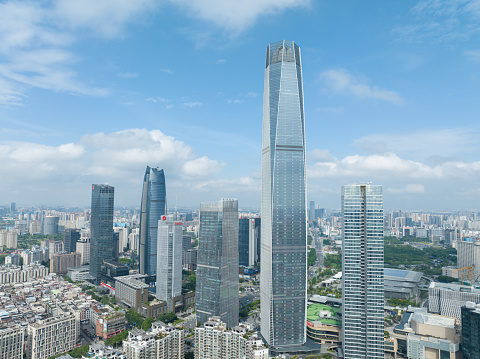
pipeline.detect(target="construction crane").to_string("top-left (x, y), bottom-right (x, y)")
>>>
top-left (453, 265), bottom-right (474, 285)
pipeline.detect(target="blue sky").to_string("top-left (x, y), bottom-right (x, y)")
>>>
top-left (1, 0), bottom-right (480, 211)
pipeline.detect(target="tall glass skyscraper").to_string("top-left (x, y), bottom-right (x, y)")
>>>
top-left (89, 184), bottom-right (114, 285)
top-left (156, 215), bottom-right (183, 311)
top-left (139, 167), bottom-right (167, 275)
top-left (196, 199), bottom-right (239, 328)
top-left (260, 40), bottom-right (307, 347)
top-left (342, 184), bottom-right (384, 359)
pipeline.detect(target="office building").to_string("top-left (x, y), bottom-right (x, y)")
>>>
top-left (115, 274), bottom-right (149, 314)
top-left (76, 238), bottom-right (90, 265)
top-left (66, 265), bottom-right (95, 281)
top-left (10, 202), bottom-right (15, 214)
top-left (309, 201), bottom-right (315, 221)
top-left (89, 184), bottom-right (114, 284)
top-left (261, 40), bottom-right (307, 347)
top-left (196, 199), bottom-right (239, 328)
top-left (64, 228), bottom-right (81, 254)
top-left (183, 248), bottom-right (197, 271)
top-left (183, 235), bottom-right (192, 251)
top-left (43, 216), bottom-right (59, 235)
top-left (156, 215), bottom-right (182, 310)
top-left (47, 240), bottom-right (63, 259)
top-left (461, 302), bottom-right (480, 358)
top-left (239, 218), bottom-right (261, 267)
top-left (50, 252), bottom-right (81, 275)
top-left (239, 218), bottom-right (250, 267)
top-left (0, 326), bottom-right (24, 359)
top-left (139, 166), bottom-right (167, 275)
top-left (123, 321), bottom-right (185, 359)
top-left (100, 260), bottom-right (129, 285)
top-left (342, 184), bottom-right (384, 359)
top-left (129, 228), bottom-right (139, 253)
top-left (429, 281), bottom-right (480, 320)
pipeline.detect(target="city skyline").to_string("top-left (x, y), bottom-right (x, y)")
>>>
top-left (2, 1), bottom-right (480, 210)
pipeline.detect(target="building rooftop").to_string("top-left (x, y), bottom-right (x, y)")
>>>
top-left (306, 303), bottom-right (341, 326)
top-left (384, 268), bottom-right (423, 283)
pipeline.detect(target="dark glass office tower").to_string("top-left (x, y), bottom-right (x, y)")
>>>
top-left (462, 303), bottom-right (480, 359)
top-left (238, 218), bottom-right (250, 267)
top-left (260, 40), bottom-right (307, 347)
top-left (64, 228), bottom-right (81, 254)
top-left (139, 167), bottom-right (166, 275)
top-left (89, 184), bottom-right (114, 285)
top-left (196, 199), bottom-right (239, 328)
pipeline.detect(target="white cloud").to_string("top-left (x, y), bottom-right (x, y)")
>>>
top-left (0, 128), bottom-right (227, 205)
top-left (394, 0), bottom-right (480, 43)
top-left (182, 102), bottom-right (203, 108)
top-left (320, 69), bottom-right (404, 104)
top-left (216, 59), bottom-right (226, 64)
top-left (53, 0), bottom-right (157, 38)
top-left (464, 49), bottom-right (480, 62)
top-left (168, 0), bottom-right (311, 32)
top-left (183, 156), bottom-right (225, 178)
top-left (353, 128), bottom-right (478, 161)
top-left (159, 69), bottom-right (174, 75)
top-left (227, 99), bottom-right (242, 104)
top-left (388, 184), bottom-right (425, 194)
top-left (117, 72), bottom-right (138, 79)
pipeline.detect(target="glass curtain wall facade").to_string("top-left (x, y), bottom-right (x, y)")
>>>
top-left (342, 184), bottom-right (384, 359)
top-left (156, 215), bottom-right (183, 310)
top-left (238, 218), bottom-right (250, 267)
top-left (260, 40), bottom-right (307, 347)
top-left (196, 199), bottom-right (239, 328)
top-left (89, 184), bottom-right (114, 285)
top-left (139, 167), bottom-right (166, 275)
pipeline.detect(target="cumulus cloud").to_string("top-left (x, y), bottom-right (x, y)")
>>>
top-left (0, 129), bottom-right (227, 205)
top-left (169, 0), bottom-right (311, 33)
top-left (354, 128), bottom-right (478, 161)
top-left (320, 69), bottom-right (404, 104)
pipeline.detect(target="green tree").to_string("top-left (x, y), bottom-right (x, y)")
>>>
top-left (105, 330), bottom-right (129, 346)
top-left (142, 317), bottom-right (155, 330)
top-left (308, 248), bottom-right (317, 266)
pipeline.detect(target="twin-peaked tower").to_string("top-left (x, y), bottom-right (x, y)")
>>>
top-left (261, 40), bottom-right (307, 348)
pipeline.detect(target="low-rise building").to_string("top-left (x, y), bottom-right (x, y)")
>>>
top-left (123, 321), bottom-right (184, 359)
top-left (384, 268), bottom-right (423, 299)
top-left (66, 265), bottom-right (95, 282)
top-left (306, 302), bottom-right (342, 345)
top-left (96, 312), bottom-right (126, 340)
top-left (393, 308), bottom-right (461, 359)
